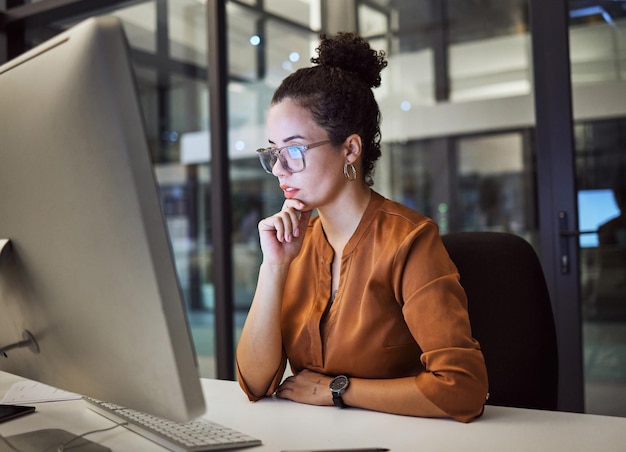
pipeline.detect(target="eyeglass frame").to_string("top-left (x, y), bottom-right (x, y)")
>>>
top-left (256, 140), bottom-right (331, 174)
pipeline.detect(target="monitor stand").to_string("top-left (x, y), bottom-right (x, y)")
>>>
top-left (0, 330), bottom-right (40, 358)
top-left (1, 239), bottom-right (109, 451)
top-left (0, 239), bottom-right (40, 358)
top-left (4, 428), bottom-right (111, 451)
top-left (0, 239), bottom-right (10, 265)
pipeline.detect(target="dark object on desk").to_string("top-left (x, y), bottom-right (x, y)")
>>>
top-left (3, 428), bottom-right (110, 452)
top-left (442, 232), bottom-right (559, 410)
top-left (0, 404), bottom-right (35, 423)
top-left (281, 449), bottom-right (389, 452)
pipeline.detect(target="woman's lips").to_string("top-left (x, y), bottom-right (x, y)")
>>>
top-left (281, 185), bottom-right (298, 198)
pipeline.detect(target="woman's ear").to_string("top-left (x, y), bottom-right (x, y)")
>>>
top-left (343, 134), bottom-right (363, 164)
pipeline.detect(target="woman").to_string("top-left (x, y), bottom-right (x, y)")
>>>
top-left (236, 32), bottom-right (488, 423)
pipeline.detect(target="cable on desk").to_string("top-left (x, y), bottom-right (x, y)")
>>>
top-left (51, 421), bottom-right (128, 452)
top-left (0, 421), bottom-right (128, 452)
top-left (0, 432), bottom-right (22, 452)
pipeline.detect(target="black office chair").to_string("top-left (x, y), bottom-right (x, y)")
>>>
top-left (441, 231), bottom-right (559, 410)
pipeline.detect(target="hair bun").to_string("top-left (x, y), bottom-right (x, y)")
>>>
top-left (311, 32), bottom-right (387, 89)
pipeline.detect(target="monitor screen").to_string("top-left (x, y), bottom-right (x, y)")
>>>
top-left (0, 17), bottom-right (205, 423)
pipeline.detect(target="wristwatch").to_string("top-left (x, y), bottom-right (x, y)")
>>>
top-left (329, 375), bottom-right (349, 408)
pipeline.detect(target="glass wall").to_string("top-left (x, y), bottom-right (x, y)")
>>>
top-left (360, 0), bottom-right (538, 244)
top-left (568, 1), bottom-right (626, 417)
top-left (576, 118), bottom-right (626, 416)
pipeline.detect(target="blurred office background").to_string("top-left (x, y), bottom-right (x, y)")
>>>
top-left (1, 0), bottom-right (625, 417)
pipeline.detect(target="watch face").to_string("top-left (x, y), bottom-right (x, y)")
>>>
top-left (330, 375), bottom-right (349, 391)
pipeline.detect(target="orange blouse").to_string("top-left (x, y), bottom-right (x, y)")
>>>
top-left (237, 191), bottom-right (488, 422)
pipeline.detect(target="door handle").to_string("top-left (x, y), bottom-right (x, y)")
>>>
top-left (558, 211), bottom-right (571, 274)
top-left (559, 229), bottom-right (596, 237)
top-left (557, 211), bottom-right (597, 274)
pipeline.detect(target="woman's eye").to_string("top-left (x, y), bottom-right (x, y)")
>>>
top-left (287, 146), bottom-right (302, 158)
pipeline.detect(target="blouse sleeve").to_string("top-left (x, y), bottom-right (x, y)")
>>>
top-left (236, 353), bottom-right (288, 402)
top-left (393, 221), bottom-right (489, 422)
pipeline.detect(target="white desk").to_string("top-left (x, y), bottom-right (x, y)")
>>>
top-left (1, 371), bottom-right (626, 452)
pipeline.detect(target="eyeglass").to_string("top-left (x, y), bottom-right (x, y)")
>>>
top-left (256, 140), bottom-right (330, 174)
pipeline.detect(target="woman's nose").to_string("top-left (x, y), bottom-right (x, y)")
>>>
top-left (272, 158), bottom-right (287, 177)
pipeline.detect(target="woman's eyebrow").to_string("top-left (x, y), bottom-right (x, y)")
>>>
top-left (269, 134), bottom-right (306, 146)
top-left (284, 134), bottom-right (305, 142)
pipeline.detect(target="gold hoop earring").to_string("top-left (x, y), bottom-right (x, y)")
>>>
top-left (343, 163), bottom-right (357, 181)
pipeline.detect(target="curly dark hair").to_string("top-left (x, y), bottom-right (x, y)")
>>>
top-left (271, 32), bottom-right (388, 186)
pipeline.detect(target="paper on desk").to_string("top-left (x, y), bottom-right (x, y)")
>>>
top-left (1, 380), bottom-right (81, 404)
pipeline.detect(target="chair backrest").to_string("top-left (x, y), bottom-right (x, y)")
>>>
top-left (441, 231), bottom-right (559, 410)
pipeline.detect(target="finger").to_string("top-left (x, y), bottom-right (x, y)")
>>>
top-left (258, 206), bottom-right (310, 243)
top-left (295, 209), bottom-right (313, 238)
top-left (259, 215), bottom-right (287, 242)
top-left (275, 388), bottom-right (291, 400)
top-left (282, 199), bottom-right (305, 211)
top-left (275, 382), bottom-right (293, 399)
top-left (276, 207), bottom-right (306, 242)
top-left (277, 209), bottom-right (300, 242)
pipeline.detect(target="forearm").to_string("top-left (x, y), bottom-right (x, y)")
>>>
top-left (236, 262), bottom-right (289, 397)
top-left (342, 376), bottom-right (448, 419)
top-left (276, 370), bottom-right (448, 419)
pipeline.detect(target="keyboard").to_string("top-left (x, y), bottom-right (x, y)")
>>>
top-left (84, 397), bottom-right (262, 451)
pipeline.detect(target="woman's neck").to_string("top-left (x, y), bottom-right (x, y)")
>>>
top-left (318, 185), bottom-right (372, 252)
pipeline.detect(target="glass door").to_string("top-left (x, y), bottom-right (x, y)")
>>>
top-left (568, 1), bottom-right (626, 416)
top-left (575, 119), bottom-right (626, 416)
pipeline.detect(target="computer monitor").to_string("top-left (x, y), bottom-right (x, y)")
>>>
top-left (0, 16), bottom-right (205, 423)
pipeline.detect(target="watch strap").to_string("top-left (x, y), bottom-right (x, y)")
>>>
top-left (332, 391), bottom-right (346, 408)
